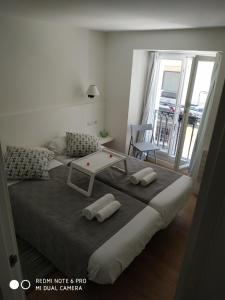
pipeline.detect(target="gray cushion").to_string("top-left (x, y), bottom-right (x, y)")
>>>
top-left (66, 132), bottom-right (99, 157)
top-left (5, 146), bottom-right (54, 180)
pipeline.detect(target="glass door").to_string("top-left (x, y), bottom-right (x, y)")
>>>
top-left (151, 55), bottom-right (189, 168)
top-left (174, 56), bottom-right (215, 170)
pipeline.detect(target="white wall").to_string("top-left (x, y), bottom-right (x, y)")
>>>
top-left (105, 28), bottom-right (225, 152)
top-left (1, 19), bottom-right (225, 156)
top-left (0, 16), bottom-right (106, 147)
top-left (0, 102), bottom-right (104, 148)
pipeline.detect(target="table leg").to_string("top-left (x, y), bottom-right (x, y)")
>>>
top-left (87, 174), bottom-right (95, 196)
top-left (67, 165), bottom-right (95, 197)
top-left (111, 159), bottom-right (128, 174)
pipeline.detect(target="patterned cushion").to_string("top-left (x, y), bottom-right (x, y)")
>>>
top-left (5, 146), bottom-right (54, 161)
top-left (5, 146), bottom-right (53, 180)
top-left (66, 132), bottom-right (99, 157)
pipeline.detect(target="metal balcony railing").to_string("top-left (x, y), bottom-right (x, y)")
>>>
top-left (153, 110), bottom-right (200, 159)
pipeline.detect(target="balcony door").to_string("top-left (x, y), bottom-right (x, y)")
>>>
top-left (151, 54), bottom-right (190, 168)
top-left (174, 56), bottom-right (215, 170)
top-left (151, 53), bottom-right (215, 171)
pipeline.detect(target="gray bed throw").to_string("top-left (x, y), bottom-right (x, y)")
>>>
top-left (97, 157), bottom-right (181, 204)
top-left (9, 165), bottom-right (146, 278)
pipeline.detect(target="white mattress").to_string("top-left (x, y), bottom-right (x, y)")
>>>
top-left (8, 158), bottom-right (192, 284)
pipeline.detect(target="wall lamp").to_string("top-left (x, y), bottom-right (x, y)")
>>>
top-left (86, 85), bottom-right (100, 99)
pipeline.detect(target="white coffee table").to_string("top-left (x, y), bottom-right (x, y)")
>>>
top-left (67, 148), bottom-right (128, 196)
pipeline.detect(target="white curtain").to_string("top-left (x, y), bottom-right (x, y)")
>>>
top-left (189, 52), bottom-right (222, 187)
top-left (138, 52), bottom-right (160, 142)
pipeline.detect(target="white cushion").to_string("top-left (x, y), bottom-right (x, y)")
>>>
top-left (46, 136), bottom-right (66, 155)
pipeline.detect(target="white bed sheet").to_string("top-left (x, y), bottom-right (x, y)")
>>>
top-left (88, 206), bottom-right (163, 284)
top-left (148, 175), bottom-right (193, 228)
top-left (9, 159), bottom-right (192, 285)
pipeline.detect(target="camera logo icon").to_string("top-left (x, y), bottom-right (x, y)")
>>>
top-left (9, 280), bottom-right (31, 290)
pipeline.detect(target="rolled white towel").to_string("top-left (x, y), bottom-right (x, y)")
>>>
top-left (140, 172), bottom-right (157, 186)
top-left (129, 167), bottom-right (154, 185)
top-left (82, 194), bottom-right (115, 220)
top-left (96, 201), bottom-right (121, 223)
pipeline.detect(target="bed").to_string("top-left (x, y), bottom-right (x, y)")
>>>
top-left (8, 156), bottom-right (192, 284)
top-left (96, 156), bottom-right (192, 227)
top-left (55, 154), bottom-right (192, 227)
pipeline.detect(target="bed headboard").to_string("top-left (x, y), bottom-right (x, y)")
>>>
top-left (0, 102), bottom-right (104, 151)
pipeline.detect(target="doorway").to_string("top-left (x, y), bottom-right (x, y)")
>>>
top-left (149, 53), bottom-right (215, 171)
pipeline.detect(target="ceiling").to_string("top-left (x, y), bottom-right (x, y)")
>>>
top-left (1, 0), bottom-right (225, 31)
